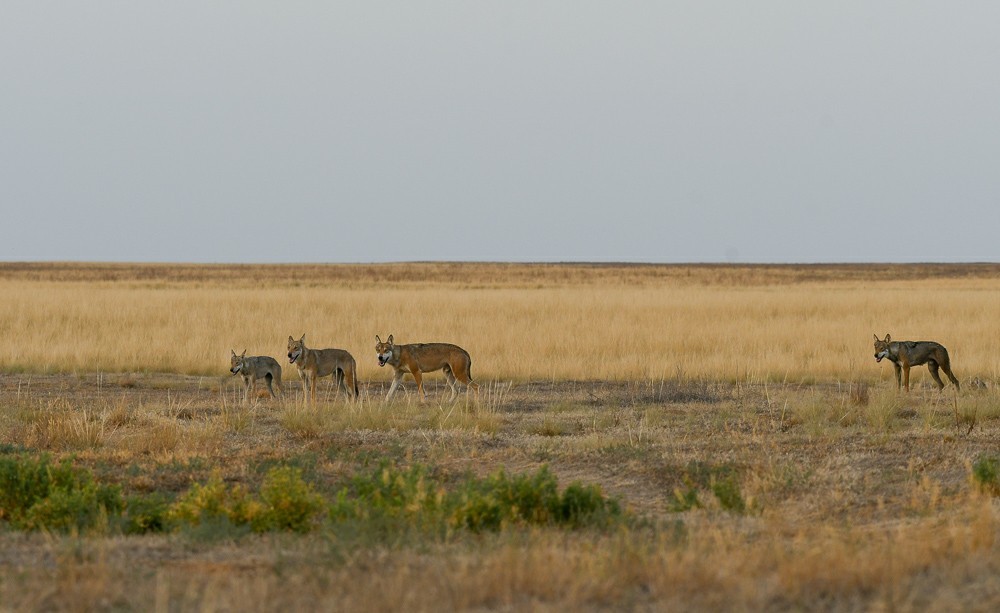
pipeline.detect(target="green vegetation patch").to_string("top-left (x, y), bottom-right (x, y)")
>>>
top-left (0, 452), bottom-right (122, 532)
top-left (972, 456), bottom-right (1000, 496)
top-left (0, 452), bottom-right (623, 539)
top-left (668, 460), bottom-right (749, 514)
top-left (331, 463), bottom-right (624, 536)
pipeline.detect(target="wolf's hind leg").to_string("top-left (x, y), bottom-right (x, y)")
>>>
top-left (334, 369), bottom-right (346, 398)
top-left (443, 365), bottom-right (459, 400)
top-left (928, 362), bottom-right (945, 390)
top-left (942, 364), bottom-right (960, 390)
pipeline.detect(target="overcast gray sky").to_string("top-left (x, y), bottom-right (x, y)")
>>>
top-left (3, 2), bottom-right (998, 263)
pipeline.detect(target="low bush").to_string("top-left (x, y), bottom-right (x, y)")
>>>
top-left (972, 456), bottom-right (1000, 496)
top-left (668, 461), bottom-right (749, 515)
top-left (0, 452), bottom-right (622, 538)
top-left (253, 466), bottom-right (325, 533)
top-left (122, 493), bottom-right (171, 534)
top-left (332, 462), bottom-right (623, 535)
top-left (0, 452), bottom-right (122, 533)
top-left (167, 472), bottom-right (259, 528)
top-left (167, 467), bottom-right (325, 534)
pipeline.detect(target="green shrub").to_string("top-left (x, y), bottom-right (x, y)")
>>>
top-left (122, 493), bottom-right (171, 534)
top-left (556, 481), bottom-right (622, 528)
top-left (168, 467), bottom-right (325, 534)
top-left (167, 472), bottom-right (259, 528)
top-left (711, 475), bottom-right (747, 514)
top-left (972, 456), bottom-right (1000, 496)
top-left (0, 453), bottom-right (122, 533)
top-left (252, 466), bottom-right (325, 533)
top-left (669, 482), bottom-right (702, 513)
top-left (450, 467), bottom-right (557, 531)
top-left (332, 463), bottom-right (624, 535)
top-left (330, 463), bottom-right (446, 527)
top-left (450, 466), bottom-right (621, 531)
top-left (668, 461), bottom-right (747, 515)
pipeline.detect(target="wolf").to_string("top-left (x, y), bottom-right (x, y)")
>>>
top-left (229, 349), bottom-right (283, 401)
top-left (286, 334), bottom-right (359, 402)
top-left (873, 334), bottom-right (960, 392)
top-left (375, 334), bottom-right (479, 401)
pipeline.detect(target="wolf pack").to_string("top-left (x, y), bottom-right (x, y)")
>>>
top-left (230, 334), bottom-right (479, 403)
top-left (229, 331), bottom-right (962, 403)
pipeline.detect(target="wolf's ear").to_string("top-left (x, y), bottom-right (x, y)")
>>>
top-left (885, 334), bottom-right (891, 342)
top-left (387, 334), bottom-right (394, 345)
top-left (288, 336), bottom-right (294, 343)
top-left (241, 349), bottom-right (246, 357)
top-left (299, 334), bottom-right (306, 342)
top-left (231, 349), bottom-right (236, 356)
top-left (873, 334), bottom-right (878, 342)
top-left (375, 335), bottom-right (382, 344)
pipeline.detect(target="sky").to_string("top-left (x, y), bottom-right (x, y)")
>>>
top-left (2, 2), bottom-right (999, 264)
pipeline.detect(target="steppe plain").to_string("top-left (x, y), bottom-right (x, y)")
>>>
top-left (1, 262), bottom-right (1000, 611)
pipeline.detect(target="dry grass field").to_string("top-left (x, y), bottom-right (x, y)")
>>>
top-left (2, 261), bottom-right (999, 382)
top-left (2, 262), bottom-right (1000, 611)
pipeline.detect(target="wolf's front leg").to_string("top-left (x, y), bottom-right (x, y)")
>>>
top-left (386, 373), bottom-right (403, 400)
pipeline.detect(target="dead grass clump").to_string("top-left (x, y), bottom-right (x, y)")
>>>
top-left (117, 374), bottom-right (138, 389)
top-left (26, 406), bottom-right (113, 451)
top-left (791, 393), bottom-right (838, 436)
top-left (280, 403), bottom-right (335, 440)
top-left (124, 419), bottom-right (182, 456)
top-left (849, 381), bottom-right (870, 406)
top-left (104, 395), bottom-right (148, 430)
top-left (212, 402), bottom-right (259, 436)
top-left (958, 389), bottom-right (1000, 425)
top-left (433, 400), bottom-right (502, 434)
top-left (865, 388), bottom-right (904, 434)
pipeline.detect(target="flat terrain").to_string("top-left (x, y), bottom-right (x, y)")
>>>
top-left (1, 263), bottom-right (1000, 611)
top-left (3, 371), bottom-right (1000, 611)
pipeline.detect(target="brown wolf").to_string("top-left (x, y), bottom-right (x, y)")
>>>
top-left (286, 334), bottom-right (359, 402)
top-left (375, 334), bottom-right (479, 401)
top-left (230, 349), bottom-right (283, 401)
top-left (873, 333), bottom-right (960, 392)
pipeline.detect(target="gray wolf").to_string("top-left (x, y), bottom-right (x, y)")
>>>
top-left (230, 349), bottom-right (283, 401)
top-left (286, 334), bottom-right (359, 402)
top-left (873, 333), bottom-right (960, 392)
top-left (375, 334), bottom-right (479, 400)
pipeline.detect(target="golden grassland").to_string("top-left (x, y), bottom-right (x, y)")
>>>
top-left (2, 262), bottom-right (1000, 611)
top-left (1, 262), bottom-right (999, 383)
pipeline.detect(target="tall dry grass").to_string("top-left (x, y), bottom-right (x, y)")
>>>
top-left (1, 263), bottom-right (998, 383)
